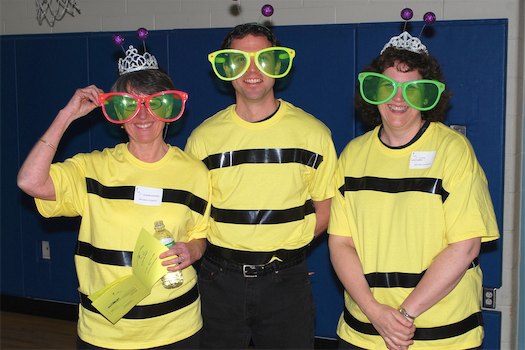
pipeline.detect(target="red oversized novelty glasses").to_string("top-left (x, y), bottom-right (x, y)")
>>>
top-left (99, 90), bottom-right (188, 124)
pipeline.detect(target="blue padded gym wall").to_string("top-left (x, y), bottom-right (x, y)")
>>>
top-left (1, 19), bottom-right (506, 347)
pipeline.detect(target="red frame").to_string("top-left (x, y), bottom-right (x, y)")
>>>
top-left (98, 90), bottom-right (189, 124)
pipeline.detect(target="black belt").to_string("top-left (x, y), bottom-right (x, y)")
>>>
top-left (205, 243), bottom-right (307, 278)
top-left (343, 308), bottom-right (483, 340)
top-left (365, 258), bottom-right (479, 288)
top-left (80, 284), bottom-right (199, 319)
top-left (206, 242), bottom-right (307, 265)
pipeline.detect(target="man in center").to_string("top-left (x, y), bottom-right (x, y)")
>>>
top-left (185, 23), bottom-right (337, 349)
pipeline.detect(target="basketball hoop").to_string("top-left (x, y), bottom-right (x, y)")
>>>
top-left (36, 0), bottom-right (80, 26)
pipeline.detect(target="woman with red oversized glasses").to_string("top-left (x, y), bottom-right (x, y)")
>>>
top-left (17, 55), bottom-right (209, 349)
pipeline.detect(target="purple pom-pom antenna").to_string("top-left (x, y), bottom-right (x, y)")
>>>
top-left (137, 27), bottom-right (149, 41)
top-left (261, 4), bottom-right (274, 17)
top-left (423, 12), bottom-right (436, 25)
top-left (400, 8), bottom-right (413, 21)
top-left (112, 34), bottom-right (125, 46)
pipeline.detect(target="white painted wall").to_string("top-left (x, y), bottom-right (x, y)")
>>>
top-left (1, 1), bottom-right (523, 349)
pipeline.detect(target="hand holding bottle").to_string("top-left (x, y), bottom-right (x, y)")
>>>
top-left (153, 220), bottom-right (183, 289)
top-left (159, 238), bottom-right (207, 271)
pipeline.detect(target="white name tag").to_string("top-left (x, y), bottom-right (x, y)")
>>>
top-left (134, 186), bottom-right (163, 206)
top-left (409, 151), bottom-right (436, 169)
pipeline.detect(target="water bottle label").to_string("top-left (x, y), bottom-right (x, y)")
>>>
top-left (159, 238), bottom-right (175, 248)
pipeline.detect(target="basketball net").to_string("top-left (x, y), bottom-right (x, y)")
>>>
top-left (36, 0), bottom-right (80, 26)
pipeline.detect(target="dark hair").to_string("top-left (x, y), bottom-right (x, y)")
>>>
top-left (221, 23), bottom-right (279, 49)
top-left (355, 47), bottom-right (451, 127)
top-left (111, 69), bottom-right (175, 94)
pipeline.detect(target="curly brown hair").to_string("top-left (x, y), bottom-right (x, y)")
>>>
top-left (355, 47), bottom-right (451, 127)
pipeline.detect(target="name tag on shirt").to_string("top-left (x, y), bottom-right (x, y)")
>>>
top-left (134, 186), bottom-right (163, 206)
top-left (409, 151), bottom-right (436, 169)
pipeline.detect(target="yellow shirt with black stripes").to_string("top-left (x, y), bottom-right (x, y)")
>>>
top-left (185, 99), bottom-right (337, 252)
top-left (35, 143), bottom-right (210, 349)
top-left (328, 122), bottom-right (499, 349)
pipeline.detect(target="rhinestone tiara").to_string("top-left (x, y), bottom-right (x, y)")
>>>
top-left (118, 45), bottom-right (159, 75)
top-left (380, 31), bottom-right (428, 55)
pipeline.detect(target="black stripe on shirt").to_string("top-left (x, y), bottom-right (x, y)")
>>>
top-left (365, 258), bottom-right (478, 288)
top-left (80, 284), bottom-right (199, 319)
top-left (344, 308), bottom-right (483, 340)
top-left (211, 199), bottom-right (315, 225)
top-left (338, 176), bottom-right (449, 202)
top-left (76, 241), bottom-right (132, 267)
top-left (201, 148), bottom-right (323, 170)
top-left (85, 177), bottom-right (208, 214)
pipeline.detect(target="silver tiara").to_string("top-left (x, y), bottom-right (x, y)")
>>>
top-left (118, 45), bottom-right (158, 75)
top-left (113, 28), bottom-right (159, 75)
top-left (380, 31), bottom-right (428, 55)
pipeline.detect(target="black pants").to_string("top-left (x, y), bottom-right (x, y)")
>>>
top-left (198, 256), bottom-right (315, 349)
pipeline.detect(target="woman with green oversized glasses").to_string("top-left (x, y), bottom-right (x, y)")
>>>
top-left (329, 32), bottom-right (498, 350)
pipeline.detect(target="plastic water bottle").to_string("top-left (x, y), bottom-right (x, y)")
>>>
top-left (153, 220), bottom-right (183, 289)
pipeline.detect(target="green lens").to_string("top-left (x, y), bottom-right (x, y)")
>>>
top-left (214, 51), bottom-right (248, 79)
top-left (359, 73), bottom-right (444, 111)
top-left (149, 93), bottom-right (183, 120)
top-left (104, 95), bottom-right (137, 121)
top-left (377, 79), bottom-right (395, 102)
top-left (360, 73), bottom-right (395, 104)
top-left (404, 81), bottom-right (441, 110)
top-left (257, 48), bottom-right (291, 77)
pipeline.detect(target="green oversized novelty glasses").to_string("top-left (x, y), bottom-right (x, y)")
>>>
top-left (99, 90), bottom-right (188, 124)
top-left (208, 47), bottom-right (296, 81)
top-left (358, 72), bottom-right (445, 111)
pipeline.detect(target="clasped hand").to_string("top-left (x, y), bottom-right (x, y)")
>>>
top-left (368, 303), bottom-right (415, 350)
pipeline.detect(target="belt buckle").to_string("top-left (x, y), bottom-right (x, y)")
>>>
top-left (242, 264), bottom-right (259, 278)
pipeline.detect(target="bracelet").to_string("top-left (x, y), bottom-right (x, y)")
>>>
top-left (39, 138), bottom-right (57, 151)
top-left (399, 307), bottom-right (416, 321)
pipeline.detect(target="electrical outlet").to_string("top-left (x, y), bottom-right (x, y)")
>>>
top-left (482, 287), bottom-right (496, 309)
top-left (41, 240), bottom-right (51, 260)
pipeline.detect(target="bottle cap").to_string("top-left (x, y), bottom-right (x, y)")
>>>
top-left (154, 220), bottom-right (165, 230)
